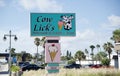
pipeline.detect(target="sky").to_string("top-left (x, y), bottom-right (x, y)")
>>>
top-left (0, 0), bottom-right (120, 56)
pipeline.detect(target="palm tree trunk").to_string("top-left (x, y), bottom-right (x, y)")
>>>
top-left (92, 51), bottom-right (94, 64)
top-left (92, 55), bottom-right (94, 64)
top-left (37, 46), bottom-right (38, 63)
top-left (109, 53), bottom-right (111, 60)
top-left (79, 60), bottom-right (81, 65)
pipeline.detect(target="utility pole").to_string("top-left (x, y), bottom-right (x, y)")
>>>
top-left (3, 30), bottom-right (17, 76)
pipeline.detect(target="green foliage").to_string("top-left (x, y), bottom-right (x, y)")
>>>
top-left (66, 50), bottom-right (73, 60)
top-left (67, 59), bottom-right (75, 64)
top-left (75, 50), bottom-right (86, 63)
top-left (101, 58), bottom-right (110, 66)
top-left (90, 45), bottom-right (95, 63)
top-left (84, 49), bottom-right (88, 55)
top-left (61, 56), bottom-right (67, 61)
top-left (94, 52), bottom-right (107, 60)
top-left (10, 65), bottom-right (20, 72)
top-left (90, 45), bottom-right (95, 51)
top-left (34, 37), bottom-right (40, 46)
top-left (111, 28), bottom-right (120, 42)
top-left (41, 63), bottom-right (47, 67)
top-left (103, 42), bottom-right (114, 60)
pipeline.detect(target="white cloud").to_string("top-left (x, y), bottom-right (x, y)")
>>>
top-left (0, 0), bottom-right (5, 7)
top-left (101, 15), bottom-right (120, 29)
top-left (19, 0), bottom-right (36, 10)
top-left (108, 15), bottom-right (120, 27)
top-left (18, 0), bottom-right (63, 12)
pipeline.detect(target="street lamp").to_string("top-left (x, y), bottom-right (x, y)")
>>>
top-left (3, 30), bottom-right (17, 76)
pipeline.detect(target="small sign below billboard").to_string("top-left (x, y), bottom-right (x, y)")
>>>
top-left (45, 43), bottom-right (60, 63)
top-left (47, 63), bottom-right (59, 73)
top-left (30, 13), bottom-right (76, 36)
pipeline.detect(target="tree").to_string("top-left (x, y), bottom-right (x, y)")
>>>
top-left (96, 44), bottom-right (100, 52)
top-left (16, 53), bottom-right (22, 62)
top-left (61, 56), bottom-right (67, 61)
top-left (10, 48), bottom-right (15, 56)
top-left (68, 59), bottom-right (75, 64)
top-left (103, 42), bottom-right (114, 60)
top-left (84, 49), bottom-right (89, 60)
top-left (66, 50), bottom-right (69, 57)
top-left (90, 45), bottom-right (95, 64)
top-left (94, 51), bottom-right (107, 61)
top-left (21, 51), bottom-right (32, 62)
top-left (96, 44), bottom-right (100, 61)
top-left (74, 50), bottom-right (86, 64)
top-left (111, 28), bottom-right (120, 43)
top-left (101, 57), bottom-right (110, 67)
top-left (111, 28), bottom-right (120, 55)
top-left (66, 50), bottom-right (72, 60)
top-left (34, 37), bottom-right (40, 62)
top-left (85, 49), bottom-right (89, 55)
top-left (40, 37), bottom-right (46, 48)
top-left (69, 52), bottom-right (72, 58)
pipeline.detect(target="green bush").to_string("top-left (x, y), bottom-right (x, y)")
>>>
top-left (67, 59), bottom-right (75, 64)
top-left (101, 58), bottom-right (110, 66)
top-left (10, 65), bottom-right (20, 72)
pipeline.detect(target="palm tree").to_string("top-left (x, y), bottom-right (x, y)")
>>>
top-left (96, 51), bottom-right (107, 60)
top-left (84, 49), bottom-right (89, 59)
top-left (111, 28), bottom-right (120, 43)
top-left (90, 45), bottom-right (95, 64)
top-left (10, 48), bottom-right (15, 56)
top-left (96, 44), bottom-right (100, 52)
top-left (16, 53), bottom-right (22, 62)
top-left (111, 29), bottom-right (120, 55)
top-left (103, 42), bottom-right (114, 60)
top-left (96, 44), bottom-right (101, 62)
top-left (75, 50), bottom-right (86, 64)
top-left (40, 37), bottom-right (46, 48)
top-left (34, 37), bottom-right (40, 62)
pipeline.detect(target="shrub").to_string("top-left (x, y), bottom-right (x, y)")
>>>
top-left (10, 65), bottom-right (20, 72)
top-left (101, 58), bottom-right (110, 66)
top-left (67, 59), bottom-right (75, 64)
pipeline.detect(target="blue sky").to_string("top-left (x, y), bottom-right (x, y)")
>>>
top-left (0, 0), bottom-right (120, 56)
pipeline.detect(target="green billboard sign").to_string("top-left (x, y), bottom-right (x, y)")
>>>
top-left (30, 13), bottom-right (76, 36)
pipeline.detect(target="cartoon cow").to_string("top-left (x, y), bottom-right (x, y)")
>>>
top-left (61, 15), bottom-right (74, 30)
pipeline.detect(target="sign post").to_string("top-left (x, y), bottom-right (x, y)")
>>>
top-left (30, 13), bottom-right (76, 73)
top-left (45, 37), bottom-right (60, 73)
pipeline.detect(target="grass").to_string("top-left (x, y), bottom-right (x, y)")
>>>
top-left (22, 68), bottom-right (120, 76)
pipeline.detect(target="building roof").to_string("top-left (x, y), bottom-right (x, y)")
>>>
top-left (112, 55), bottom-right (118, 59)
top-left (0, 53), bottom-right (9, 57)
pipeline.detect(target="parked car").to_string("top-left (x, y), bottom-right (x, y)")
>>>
top-left (21, 64), bottom-right (44, 71)
top-left (64, 63), bottom-right (81, 69)
top-left (18, 62), bottom-right (30, 68)
top-left (90, 64), bottom-right (103, 68)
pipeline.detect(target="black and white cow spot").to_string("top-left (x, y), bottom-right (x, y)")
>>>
top-left (61, 15), bottom-right (74, 30)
